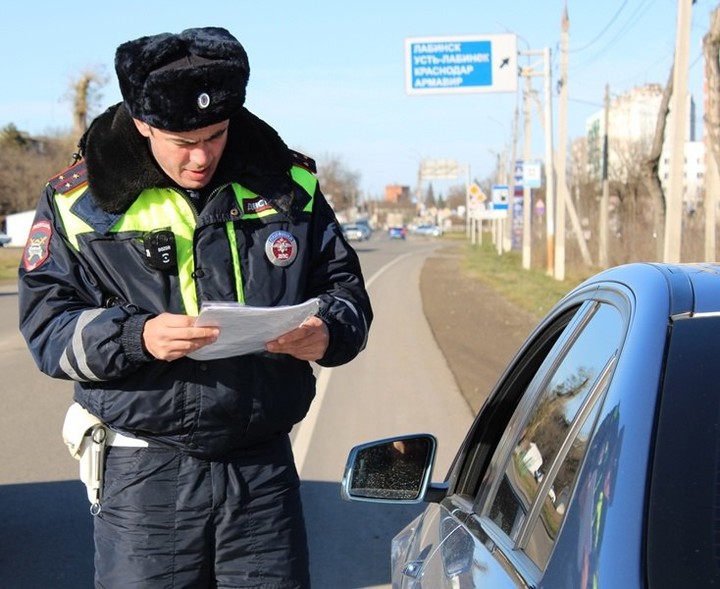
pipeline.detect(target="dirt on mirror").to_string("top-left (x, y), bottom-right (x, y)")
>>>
top-left (420, 243), bottom-right (538, 414)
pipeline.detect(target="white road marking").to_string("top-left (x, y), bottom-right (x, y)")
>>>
top-left (292, 251), bottom-right (416, 476)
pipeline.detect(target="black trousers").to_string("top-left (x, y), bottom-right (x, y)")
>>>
top-left (94, 435), bottom-right (310, 588)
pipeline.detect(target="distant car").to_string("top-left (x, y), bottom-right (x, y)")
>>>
top-left (0, 232), bottom-right (10, 246)
top-left (355, 219), bottom-right (373, 239)
top-left (342, 262), bottom-right (720, 588)
top-left (388, 226), bottom-right (406, 240)
top-left (342, 224), bottom-right (367, 242)
top-left (412, 224), bottom-right (443, 237)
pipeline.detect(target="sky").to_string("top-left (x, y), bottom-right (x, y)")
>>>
top-left (0, 0), bottom-right (714, 200)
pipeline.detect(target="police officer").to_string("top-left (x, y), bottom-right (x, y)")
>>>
top-left (18, 27), bottom-right (372, 589)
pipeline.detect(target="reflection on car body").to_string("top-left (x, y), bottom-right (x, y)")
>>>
top-left (342, 262), bottom-right (720, 588)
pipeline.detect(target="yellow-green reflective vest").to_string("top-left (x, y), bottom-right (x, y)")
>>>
top-left (54, 166), bottom-right (317, 316)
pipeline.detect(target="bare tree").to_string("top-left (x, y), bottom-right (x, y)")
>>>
top-left (612, 140), bottom-right (652, 232)
top-left (704, 6), bottom-right (720, 176)
top-left (68, 68), bottom-right (108, 137)
top-left (445, 184), bottom-right (467, 211)
top-left (639, 66), bottom-right (673, 260)
top-left (316, 154), bottom-right (361, 213)
top-left (0, 129), bottom-right (75, 214)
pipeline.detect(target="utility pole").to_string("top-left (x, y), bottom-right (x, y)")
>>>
top-left (599, 84), bottom-right (610, 268)
top-left (664, 0), bottom-right (693, 263)
top-left (505, 104), bottom-right (520, 252)
top-left (527, 57), bottom-right (557, 274)
top-left (522, 72), bottom-right (533, 270)
top-left (465, 163), bottom-right (472, 243)
top-left (553, 2), bottom-right (592, 275)
top-left (543, 47), bottom-right (556, 276)
top-left (555, 3), bottom-right (569, 281)
top-left (519, 48), bottom-right (555, 273)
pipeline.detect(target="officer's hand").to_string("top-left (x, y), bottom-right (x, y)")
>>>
top-left (143, 313), bottom-right (219, 361)
top-left (265, 316), bottom-right (329, 361)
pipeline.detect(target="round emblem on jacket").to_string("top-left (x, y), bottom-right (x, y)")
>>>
top-left (265, 231), bottom-right (297, 267)
top-left (197, 92), bottom-right (211, 110)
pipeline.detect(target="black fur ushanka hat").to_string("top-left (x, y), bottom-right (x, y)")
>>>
top-left (115, 27), bottom-right (250, 132)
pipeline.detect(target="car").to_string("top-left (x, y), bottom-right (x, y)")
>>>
top-left (388, 226), bottom-right (406, 240)
top-left (342, 223), bottom-right (367, 242)
top-left (342, 262), bottom-right (720, 588)
top-left (355, 219), bottom-right (373, 239)
top-left (412, 224), bottom-right (443, 237)
top-left (0, 232), bottom-right (10, 246)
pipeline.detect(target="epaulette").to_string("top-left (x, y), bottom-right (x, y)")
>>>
top-left (49, 160), bottom-right (88, 194)
top-left (290, 150), bottom-right (317, 174)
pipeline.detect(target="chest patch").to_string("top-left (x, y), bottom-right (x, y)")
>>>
top-left (23, 220), bottom-right (52, 272)
top-left (265, 230), bottom-right (297, 267)
top-left (243, 197), bottom-right (275, 215)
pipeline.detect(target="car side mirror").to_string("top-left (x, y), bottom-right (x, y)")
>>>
top-left (341, 434), bottom-right (437, 503)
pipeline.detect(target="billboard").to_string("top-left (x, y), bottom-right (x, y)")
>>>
top-left (405, 34), bottom-right (518, 95)
top-left (419, 159), bottom-right (462, 180)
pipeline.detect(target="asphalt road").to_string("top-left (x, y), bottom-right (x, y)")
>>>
top-left (0, 234), bottom-right (475, 588)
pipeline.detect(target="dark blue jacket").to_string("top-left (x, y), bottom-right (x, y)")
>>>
top-left (18, 104), bottom-right (372, 458)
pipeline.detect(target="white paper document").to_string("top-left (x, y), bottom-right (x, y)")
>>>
top-left (188, 298), bottom-right (321, 361)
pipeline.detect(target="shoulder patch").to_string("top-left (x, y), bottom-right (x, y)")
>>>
top-left (23, 220), bottom-right (52, 272)
top-left (290, 150), bottom-right (317, 174)
top-left (48, 160), bottom-right (88, 194)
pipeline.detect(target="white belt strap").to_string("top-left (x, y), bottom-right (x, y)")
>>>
top-left (106, 430), bottom-right (149, 447)
top-left (62, 402), bottom-right (149, 452)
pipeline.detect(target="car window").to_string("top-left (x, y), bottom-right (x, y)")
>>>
top-left (480, 301), bottom-right (624, 571)
top-left (646, 315), bottom-right (720, 587)
top-left (450, 307), bottom-right (580, 499)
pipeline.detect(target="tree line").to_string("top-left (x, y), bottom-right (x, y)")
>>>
top-left (0, 69), bottom-right (363, 219)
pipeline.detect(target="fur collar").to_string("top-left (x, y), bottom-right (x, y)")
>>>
top-left (82, 103), bottom-right (294, 214)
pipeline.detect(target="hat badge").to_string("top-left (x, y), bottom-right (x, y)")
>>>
top-left (197, 92), bottom-right (211, 110)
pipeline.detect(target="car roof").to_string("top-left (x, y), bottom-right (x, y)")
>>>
top-left (567, 262), bottom-right (720, 316)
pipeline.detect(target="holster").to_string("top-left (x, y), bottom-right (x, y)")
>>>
top-left (62, 402), bottom-right (107, 514)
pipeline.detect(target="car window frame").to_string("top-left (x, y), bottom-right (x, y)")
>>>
top-left (474, 299), bottom-right (607, 511)
top-left (473, 293), bottom-right (628, 577)
top-left (434, 285), bottom-right (632, 586)
top-left (423, 303), bottom-right (587, 584)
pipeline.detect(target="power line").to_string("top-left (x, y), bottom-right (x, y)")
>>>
top-left (568, 96), bottom-right (604, 108)
top-left (569, 0), bottom-right (660, 72)
top-left (569, 0), bottom-right (630, 53)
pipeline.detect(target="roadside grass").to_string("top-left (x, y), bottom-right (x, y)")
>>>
top-left (0, 247), bottom-right (21, 283)
top-left (456, 234), bottom-right (591, 319)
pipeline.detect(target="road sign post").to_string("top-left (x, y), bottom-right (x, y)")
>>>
top-left (491, 184), bottom-right (509, 210)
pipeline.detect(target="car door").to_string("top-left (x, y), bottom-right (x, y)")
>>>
top-left (402, 292), bottom-right (628, 588)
